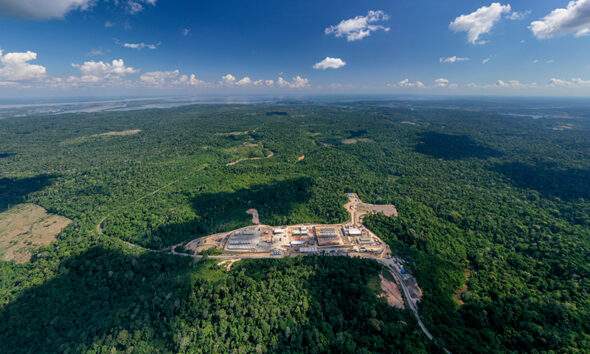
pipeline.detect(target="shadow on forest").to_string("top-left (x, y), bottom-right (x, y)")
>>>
top-left (415, 132), bottom-right (502, 160)
top-left (154, 177), bottom-right (313, 247)
top-left (493, 162), bottom-right (590, 200)
top-left (0, 246), bottom-right (195, 353)
top-left (0, 174), bottom-right (54, 213)
top-left (0, 152), bottom-right (15, 159)
top-left (0, 247), bottom-right (424, 353)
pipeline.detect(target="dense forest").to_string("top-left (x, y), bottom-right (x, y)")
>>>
top-left (0, 100), bottom-right (588, 352)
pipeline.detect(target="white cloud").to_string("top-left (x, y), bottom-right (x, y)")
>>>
top-left (325, 10), bottom-right (390, 41)
top-left (313, 57), bottom-right (346, 70)
top-left (221, 74), bottom-right (236, 85)
top-left (450, 3), bottom-right (512, 44)
top-left (277, 75), bottom-right (310, 88)
top-left (434, 78), bottom-right (450, 88)
top-left (127, 0), bottom-right (156, 14)
top-left (182, 27), bottom-right (191, 36)
top-left (140, 70), bottom-right (201, 87)
top-left (508, 10), bottom-right (531, 20)
top-left (254, 79), bottom-right (274, 87)
top-left (72, 59), bottom-right (137, 82)
top-left (482, 57), bottom-right (491, 64)
top-left (548, 77), bottom-right (590, 87)
top-left (220, 74), bottom-right (307, 88)
top-left (122, 42), bottom-right (159, 50)
top-left (395, 79), bottom-right (425, 88)
top-left (440, 56), bottom-right (470, 64)
top-left (104, 21), bottom-right (115, 28)
top-left (531, 0), bottom-right (590, 39)
top-left (0, 50), bottom-right (47, 81)
top-left (236, 76), bottom-right (252, 86)
top-left (495, 79), bottom-right (537, 89)
top-left (0, 0), bottom-right (93, 19)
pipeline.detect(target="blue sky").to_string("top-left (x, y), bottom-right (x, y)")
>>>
top-left (1, 0), bottom-right (590, 97)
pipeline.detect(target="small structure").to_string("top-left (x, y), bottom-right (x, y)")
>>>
top-left (299, 246), bottom-right (318, 254)
top-left (291, 227), bottom-right (309, 236)
top-left (225, 228), bottom-right (261, 252)
top-left (344, 227), bottom-right (362, 236)
top-left (273, 228), bottom-right (286, 235)
top-left (316, 227), bottom-right (342, 246)
top-left (290, 240), bottom-right (306, 246)
top-left (358, 235), bottom-right (373, 245)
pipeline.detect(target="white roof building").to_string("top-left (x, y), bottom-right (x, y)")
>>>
top-left (347, 227), bottom-right (362, 236)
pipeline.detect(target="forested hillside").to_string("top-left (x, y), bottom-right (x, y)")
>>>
top-left (0, 101), bottom-right (588, 352)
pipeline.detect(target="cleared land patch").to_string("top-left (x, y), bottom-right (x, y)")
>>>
top-left (0, 203), bottom-right (71, 263)
top-left (342, 138), bottom-right (372, 145)
top-left (63, 129), bottom-right (142, 145)
top-left (226, 142), bottom-right (274, 166)
top-left (94, 129), bottom-right (142, 137)
top-left (217, 130), bottom-right (256, 137)
top-left (380, 273), bottom-right (405, 309)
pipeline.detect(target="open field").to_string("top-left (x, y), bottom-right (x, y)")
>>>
top-left (0, 204), bottom-right (71, 263)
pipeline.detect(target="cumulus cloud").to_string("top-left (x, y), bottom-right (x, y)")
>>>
top-left (440, 56), bottom-right (470, 64)
top-left (325, 10), bottom-right (390, 41)
top-left (394, 79), bottom-right (425, 88)
top-left (140, 70), bottom-right (201, 87)
top-left (236, 76), bottom-right (252, 86)
top-left (72, 59), bottom-right (137, 82)
top-left (220, 74), bottom-right (307, 89)
top-left (122, 42), bottom-right (160, 50)
top-left (434, 78), bottom-right (450, 88)
top-left (530, 0), bottom-right (590, 39)
top-left (220, 74), bottom-right (236, 85)
top-left (548, 77), bottom-right (590, 87)
top-left (450, 3), bottom-right (512, 44)
top-left (313, 57), bottom-right (346, 70)
top-left (0, 0), bottom-right (92, 19)
top-left (254, 79), bottom-right (274, 87)
top-left (277, 75), bottom-right (310, 88)
top-left (0, 50), bottom-right (47, 81)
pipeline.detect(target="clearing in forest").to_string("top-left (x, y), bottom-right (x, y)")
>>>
top-left (246, 208), bottom-right (260, 224)
top-left (0, 204), bottom-right (71, 263)
top-left (341, 138), bottom-right (372, 145)
top-left (94, 129), bottom-right (142, 137)
top-left (63, 129), bottom-right (142, 145)
top-left (379, 273), bottom-right (405, 309)
top-left (226, 143), bottom-right (274, 166)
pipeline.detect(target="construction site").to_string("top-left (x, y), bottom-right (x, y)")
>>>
top-left (177, 193), bottom-right (425, 339)
top-left (184, 193), bottom-right (394, 258)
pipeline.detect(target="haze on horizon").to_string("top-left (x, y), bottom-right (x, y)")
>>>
top-left (1, 0), bottom-right (590, 97)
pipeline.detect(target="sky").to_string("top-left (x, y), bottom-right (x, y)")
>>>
top-left (1, 0), bottom-right (590, 97)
